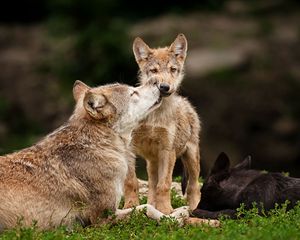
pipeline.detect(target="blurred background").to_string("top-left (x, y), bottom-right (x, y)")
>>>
top-left (0, 0), bottom-right (300, 178)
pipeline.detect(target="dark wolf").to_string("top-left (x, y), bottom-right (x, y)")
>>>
top-left (191, 152), bottom-right (300, 219)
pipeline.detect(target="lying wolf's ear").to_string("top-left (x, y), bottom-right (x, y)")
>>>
top-left (83, 92), bottom-right (116, 121)
top-left (211, 152), bottom-right (230, 175)
top-left (133, 37), bottom-right (151, 64)
top-left (169, 33), bottom-right (188, 61)
top-left (83, 91), bottom-right (107, 120)
top-left (73, 80), bottom-right (90, 102)
top-left (234, 155), bottom-right (252, 170)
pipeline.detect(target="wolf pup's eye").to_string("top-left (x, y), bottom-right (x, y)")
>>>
top-left (150, 68), bottom-right (158, 74)
top-left (170, 67), bottom-right (177, 73)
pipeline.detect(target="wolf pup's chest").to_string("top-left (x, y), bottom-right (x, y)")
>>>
top-left (132, 124), bottom-right (187, 158)
top-left (134, 124), bottom-right (171, 144)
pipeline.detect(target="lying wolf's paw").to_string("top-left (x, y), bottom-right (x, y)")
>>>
top-left (185, 217), bottom-right (220, 227)
top-left (123, 198), bottom-right (140, 209)
top-left (168, 206), bottom-right (190, 225)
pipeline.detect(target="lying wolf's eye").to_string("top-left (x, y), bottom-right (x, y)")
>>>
top-left (130, 91), bottom-right (139, 97)
top-left (170, 67), bottom-right (177, 73)
top-left (150, 68), bottom-right (158, 74)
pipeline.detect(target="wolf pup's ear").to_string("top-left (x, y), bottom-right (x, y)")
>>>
top-left (73, 80), bottom-right (90, 102)
top-left (211, 152), bottom-right (230, 175)
top-left (234, 155), bottom-right (252, 170)
top-left (169, 33), bottom-right (188, 61)
top-left (133, 37), bottom-right (151, 64)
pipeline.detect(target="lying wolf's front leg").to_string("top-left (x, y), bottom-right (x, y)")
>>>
top-left (156, 150), bottom-right (176, 214)
top-left (116, 204), bottom-right (189, 225)
top-left (124, 156), bottom-right (140, 208)
top-left (116, 204), bottom-right (164, 221)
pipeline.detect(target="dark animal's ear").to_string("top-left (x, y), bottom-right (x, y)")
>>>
top-left (211, 152), bottom-right (230, 175)
top-left (73, 80), bottom-right (90, 102)
top-left (133, 37), bottom-right (151, 64)
top-left (234, 155), bottom-right (252, 170)
top-left (169, 33), bottom-right (188, 61)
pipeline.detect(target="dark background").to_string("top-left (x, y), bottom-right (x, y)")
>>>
top-left (0, 0), bottom-right (300, 178)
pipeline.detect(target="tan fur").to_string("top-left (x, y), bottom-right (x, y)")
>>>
top-left (0, 80), bottom-right (162, 230)
top-left (124, 34), bottom-right (201, 214)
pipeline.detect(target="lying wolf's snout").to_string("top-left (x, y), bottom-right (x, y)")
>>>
top-left (147, 77), bottom-right (159, 87)
top-left (159, 83), bottom-right (170, 95)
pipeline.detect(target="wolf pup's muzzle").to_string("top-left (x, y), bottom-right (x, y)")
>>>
top-left (158, 83), bottom-right (172, 96)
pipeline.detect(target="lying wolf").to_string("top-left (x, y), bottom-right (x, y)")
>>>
top-left (0, 79), bottom-right (163, 230)
top-left (192, 152), bottom-right (300, 219)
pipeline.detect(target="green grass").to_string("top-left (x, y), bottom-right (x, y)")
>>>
top-left (1, 194), bottom-right (300, 240)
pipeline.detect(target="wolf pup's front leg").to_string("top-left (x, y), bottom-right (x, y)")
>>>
top-left (155, 150), bottom-right (176, 214)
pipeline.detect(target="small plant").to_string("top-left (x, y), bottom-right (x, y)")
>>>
top-left (282, 172), bottom-right (290, 177)
top-left (173, 176), bottom-right (182, 182)
top-left (119, 196), bottom-right (125, 209)
top-left (171, 188), bottom-right (187, 208)
top-left (1, 198), bottom-right (300, 239)
top-left (139, 195), bottom-right (148, 205)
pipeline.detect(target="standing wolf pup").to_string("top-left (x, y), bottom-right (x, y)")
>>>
top-left (0, 80), bottom-right (163, 230)
top-left (124, 34), bottom-right (201, 214)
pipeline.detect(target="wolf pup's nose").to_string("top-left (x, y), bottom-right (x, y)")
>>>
top-left (159, 83), bottom-right (170, 95)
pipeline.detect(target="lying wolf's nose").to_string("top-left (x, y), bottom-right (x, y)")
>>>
top-left (159, 83), bottom-right (170, 94)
